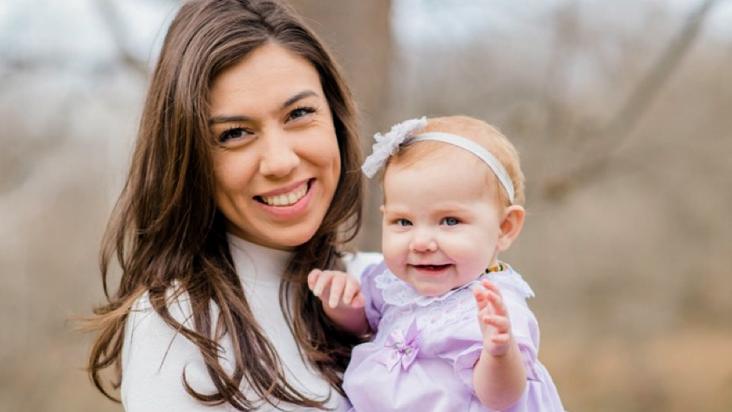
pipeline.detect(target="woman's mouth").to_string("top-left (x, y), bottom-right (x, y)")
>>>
top-left (253, 179), bottom-right (316, 220)
top-left (255, 179), bottom-right (312, 207)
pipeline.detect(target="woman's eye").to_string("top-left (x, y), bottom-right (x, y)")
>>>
top-left (287, 106), bottom-right (316, 122)
top-left (395, 218), bottom-right (412, 227)
top-left (441, 217), bottom-right (460, 226)
top-left (218, 127), bottom-right (251, 143)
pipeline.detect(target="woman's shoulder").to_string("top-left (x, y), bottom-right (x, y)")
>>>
top-left (123, 286), bottom-right (199, 370)
top-left (122, 287), bottom-right (223, 409)
top-left (341, 251), bottom-right (383, 279)
top-left (125, 283), bottom-right (226, 351)
top-left (127, 285), bottom-right (197, 327)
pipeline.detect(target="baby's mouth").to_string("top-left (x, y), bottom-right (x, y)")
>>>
top-left (411, 264), bottom-right (452, 272)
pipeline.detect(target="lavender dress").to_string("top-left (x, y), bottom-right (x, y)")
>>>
top-left (343, 262), bottom-right (565, 412)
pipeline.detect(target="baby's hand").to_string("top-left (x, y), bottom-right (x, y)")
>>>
top-left (473, 279), bottom-right (513, 357)
top-left (308, 269), bottom-right (365, 310)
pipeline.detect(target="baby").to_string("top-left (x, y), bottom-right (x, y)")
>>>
top-left (308, 116), bottom-right (565, 411)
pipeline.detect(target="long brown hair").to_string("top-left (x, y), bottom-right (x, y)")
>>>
top-left (87, 0), bottom-right (364, 409)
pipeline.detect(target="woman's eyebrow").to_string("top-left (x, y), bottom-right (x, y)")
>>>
top-left (208, 90), bottom-right (318, 126)
top-left (282, 90), bottom-right (317, 108)
top-left (209, 114), bottom-right (251, 125)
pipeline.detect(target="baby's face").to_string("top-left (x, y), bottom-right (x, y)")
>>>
top-left (381, 149), bottom-right (505, 297)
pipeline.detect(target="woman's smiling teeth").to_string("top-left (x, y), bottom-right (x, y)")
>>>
top-left (258, 181), bottom-right (309, 206)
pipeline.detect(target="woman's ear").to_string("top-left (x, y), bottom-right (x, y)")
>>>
top-left (497, 205), bottom-right (525, 252)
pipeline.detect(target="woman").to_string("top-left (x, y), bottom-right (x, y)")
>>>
top-left (87, 0), bottom-right (379, 410)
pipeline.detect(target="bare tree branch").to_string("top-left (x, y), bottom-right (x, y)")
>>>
top-left (543, 0), bottom-right (720, 201)
top-left (541, 2), bottom-right (581, 143)
top-left (95, 0), bottom-right (149, 77)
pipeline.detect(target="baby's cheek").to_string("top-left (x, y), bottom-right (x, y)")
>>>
top-left (447, 237), bottom-right (493, 274)
top-left (381, 236), bottom-right (407, 277)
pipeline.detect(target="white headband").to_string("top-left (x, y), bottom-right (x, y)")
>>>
top-left (361, 117), bottom-right (515, 204)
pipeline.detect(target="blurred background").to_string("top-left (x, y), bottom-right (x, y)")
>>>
top-left (1, 0), bottom-right (731, 410)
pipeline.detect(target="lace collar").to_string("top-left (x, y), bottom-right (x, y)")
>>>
top-left (374, 264), bottom-right (535, 307)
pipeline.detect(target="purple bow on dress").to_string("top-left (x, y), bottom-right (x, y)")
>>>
top-left (376, 318), bottom-right (421, 371)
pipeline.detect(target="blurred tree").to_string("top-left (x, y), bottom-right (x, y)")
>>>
top-left (543, 0), bottom-right (721, 200)
top-left (290, 0), bottom-right (393, 249)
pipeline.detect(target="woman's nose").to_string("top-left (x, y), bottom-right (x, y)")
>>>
top-left (258, 130), bottom-right (300, 177)
top-left (409, 229), bottom-right (438, 253)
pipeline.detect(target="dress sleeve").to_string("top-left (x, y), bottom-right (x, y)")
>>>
top-left (121, 292), bottom-right (228, 411)
top-left (358, 261), bottom-right (387, 333)
top-left (503, 293), bottom-right (542, 381)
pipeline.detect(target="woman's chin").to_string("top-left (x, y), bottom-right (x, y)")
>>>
top-left (247, 225), bottom-right (321, 251)
top-left (269, 234), bottom-right (313, 250)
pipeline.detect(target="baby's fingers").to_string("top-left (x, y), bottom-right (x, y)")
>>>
top-left (481, 314), bottom-right (511, 334)
top-left (327, 274), bottom-right (347, 308)
top-left (351, 291), bottom-right (365, 308)
top-left (473, 287), bottom-right (491, 311)
top-left (487, 293), bottom-right (507, 316)
top-left (342, 277), bottom-right (362, 307)
top-left (486, 332), bottom-right (512, 357)
top-left (491, 333), bottom-right (511, 347)
top-left (481, 282), bottom-right (508, 317)
top-left (480, 279), bottom-right (502, 294)
top-left (307, 269), bottom-right (322, 291)
top-left (312, 270), bottom-right (333, 298)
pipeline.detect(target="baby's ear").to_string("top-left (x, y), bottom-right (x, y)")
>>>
top-left (497, 205), bottom-right (525, 252)
top-left (379, 205), bottom-right (386, 214)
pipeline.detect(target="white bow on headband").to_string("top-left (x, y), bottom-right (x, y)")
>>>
top-left (361, 117), bottom-right (516, 204)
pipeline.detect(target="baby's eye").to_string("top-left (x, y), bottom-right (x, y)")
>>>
top-left (218, 127), bottom-right (252, 144)
top-left (440, 217), bottom-right (460, 226)
top-left (287, 106), bottom-right (316, 122)
top-left (395, 218), bottom-right (412, 227)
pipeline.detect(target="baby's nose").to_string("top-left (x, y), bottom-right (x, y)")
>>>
top-left (409, 231), bottom-right (438, 253)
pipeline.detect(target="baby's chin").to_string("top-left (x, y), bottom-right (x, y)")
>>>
top-left (407, 282), bottom-right (453, 297)
top-left (388, 267), bottom-right (455, 297)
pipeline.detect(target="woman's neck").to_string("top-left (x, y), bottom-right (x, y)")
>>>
top-left (227, 233), bottom-right (293, 285)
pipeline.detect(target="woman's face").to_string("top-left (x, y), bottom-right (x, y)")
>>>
top-left (208, 42), bottom-right (341, 250)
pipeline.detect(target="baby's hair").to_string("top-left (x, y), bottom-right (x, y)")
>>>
top-left (385, 115), bottom-right (525, 206)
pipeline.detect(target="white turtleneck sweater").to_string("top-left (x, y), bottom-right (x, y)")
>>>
top-left (120, 235), bottom-right (381, 411)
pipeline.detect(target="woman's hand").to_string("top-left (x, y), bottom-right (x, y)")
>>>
top-left (473, 279), bottom-right (513, 357)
